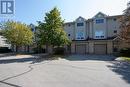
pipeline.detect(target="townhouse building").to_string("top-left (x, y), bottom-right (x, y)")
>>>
top-left (64, 12), bottom-right (122, 54)
top-left (0, 12), bottom-right (124, 54)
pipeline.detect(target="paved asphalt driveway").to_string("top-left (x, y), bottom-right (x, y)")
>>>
top-left (0, 54), bottom-right (130, 87)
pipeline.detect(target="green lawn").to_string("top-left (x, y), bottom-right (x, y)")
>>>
top-left (122, 57), bottom-right (130, 62)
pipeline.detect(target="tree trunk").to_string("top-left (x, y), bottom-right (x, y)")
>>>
top-left (11, 44), bottom-right (14, 52)
top-left (16, 45), bottom-right (18, 52)
top-left (46, 44), bottom-right (53, 54)
top-left (27, 45), bottom-right (29, 53)
top-left (46, 44), bottom-right (49, 53)
top-left (52, 45), bottom-right (54, 54)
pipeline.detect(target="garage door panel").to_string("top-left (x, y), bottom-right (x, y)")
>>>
top-left (76, 44), bottom-right (86, 54)
top-left (94, 44), bottom-right (106, 54)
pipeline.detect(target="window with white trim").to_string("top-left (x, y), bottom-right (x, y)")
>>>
top-left (95, 30), bottom-right (105, 39)
top-left (96, 19), bottom-right (104, 24)
top-left (76, 32), bottom-right (85, 40)
top-left (77, 23), bottom-right (84, 26)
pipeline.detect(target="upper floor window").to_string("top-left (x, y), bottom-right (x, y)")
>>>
top-left (31, 28), bottom-right (35, 32)
top-left (96, 19), bottom-right (104, 24)
top-left (113, 18), bottom-right (117, 21)
top-left (95, 36), bottom-right (104, 38)
top-left (68, 24), bottom-right (71, 27)
top-left (95, 30), bottom-right (105, 39)
top-left (77, 23), bottom-right (84, 26)
top-left (68, 34), bottom-right (71, 36)
top-left (76, 32), bottom-right (85, 40)
top-left (114, 30), bottom-right (117, 33)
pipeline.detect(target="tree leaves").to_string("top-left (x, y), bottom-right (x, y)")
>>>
top-left (37, 7), bottom-right (71, 47)
top-left (2, 21), bottom-right (33, 46)
top-left (120, 2), bottom-right (130, 43)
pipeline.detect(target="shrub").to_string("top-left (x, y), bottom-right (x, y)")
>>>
top-left (0, 47), bottom-right (11, 53)
top-left (120, 48), bottom-right (130, 57)
top-left (33, 47), bottom-right (46, 53)
top-left (54, 47), bottom-right (65, 55)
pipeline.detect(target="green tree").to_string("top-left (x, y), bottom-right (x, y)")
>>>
top-left (2, 21), bottom-right (33, 52)
top-left (120, 2), bottom-right (130, 43)
top-left (37, 7), bottom-right (70, 53)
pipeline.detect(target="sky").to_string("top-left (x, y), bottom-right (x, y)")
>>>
top-left (0, 0), bottom-right (129, 25)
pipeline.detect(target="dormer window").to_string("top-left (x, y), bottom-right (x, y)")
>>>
top-left (77, 23), bottom-right (84, 26)
top-left (96, 19), bottom-right (104, 24)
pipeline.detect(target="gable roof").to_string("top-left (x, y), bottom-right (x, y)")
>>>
top-left (93, 12), bottom-right (107, 18)
top-left (64, 12), bottom-right (122, 24)
top-left (75, 16), bottom-right (87, 21)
